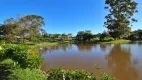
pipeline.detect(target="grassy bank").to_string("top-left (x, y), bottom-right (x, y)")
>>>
top-left (26, 42), bottom-right (59, 54)
top-left (96, 39), bottom-right (131, 44)
top-left (0, 41), bottom-right (59, 55)
top-left (74, 39), bottom-right (131, 44)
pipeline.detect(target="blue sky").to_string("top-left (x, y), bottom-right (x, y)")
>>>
top-left (0, 0), bottom-right (142, 35)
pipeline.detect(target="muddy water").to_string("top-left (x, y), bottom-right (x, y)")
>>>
top-left (41, 43), bottom-right (142, 80)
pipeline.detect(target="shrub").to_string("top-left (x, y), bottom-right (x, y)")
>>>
top-left (0, 45), bottom-right (45, 80)
top-left (0, 59), bottom-right (19, 80)
top-left (47, 68), bottom-right (116, 80)
top-left (0, 40), bottom-right (5, 45)
top-left (23, 54), bottom-right (43, 69)
top-left (8, 68), bottom-right (47, 80)
top-left (0, 44), bottom-right (43, 69)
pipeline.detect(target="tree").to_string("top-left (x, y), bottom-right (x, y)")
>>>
top-left (137, 29), bottom-right (142, 39)
top-left (76, 30), bottom-right (93, 42)
top-left (0, 24), bottom-right (4, 40)
top-left (61, 33), bottom-right (67, 40)
top-left (0, 18), bottom-right (21, 43)
top-left (104, 0), bottom-right (138, 39)
top-left (83, 30), bottom-right (93, 41)
top-left (130, 29), bottom-right (142, 40)
top-left (54, 34), bottom-right (61, 39)
top-left (0, 14), bottom-right (45, 43)
top-left (100, 31), bottom-right (110, 41)
top-left (20, 15), bottom-right (45, 43)
top-left (76, 31), bottom-right (84, 41)
top-left (67, 33), bottom-right (72, 40)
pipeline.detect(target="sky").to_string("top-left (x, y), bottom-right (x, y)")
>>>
top-left (0, 0), bottom-right (142, 35)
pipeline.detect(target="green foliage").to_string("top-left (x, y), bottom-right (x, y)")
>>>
top-left (30, 35), bottom-right (41, 43)
top-left (0, 59), bottom-right (46, 80)
top-left (129, 29), bottom-right (142, 40)
top-left (8, 68), bottom-right (46, 80)
top-left (0, 45), bottom-right (43, 69)
top-left (76, 30), bottom-right (94, 42)
top-left (0, 59), bottom-right (18, 69)
top-left (100, 31), bottom-right (111, 41)
top-left (24, 55), bottom-right (43, 69)
top-left (47, 68), bottom-right (116, 80)
top-left (104, 0), bottom-right (138, 39)
top-left (98, 72), bottom-right (116, 80)
top-left (0, 14), bottom-right (45, 43)
top-left (0, 59), bottom-right (19, 80)
top-left (47, 68), bottom-right (96, 80)
top-left (0, 40), bottom-right (5, 45)
top-left (0, 45), bottom-right (45, 80)
top-left (0, 20), bottom-right (22, 43)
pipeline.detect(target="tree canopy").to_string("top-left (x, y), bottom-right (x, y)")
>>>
top-left (76, 30), bottom-right (93, 42)
top-left (0, 15), bottom-right (45, 43)
top-left (104, 0), bottom-right (138, 39)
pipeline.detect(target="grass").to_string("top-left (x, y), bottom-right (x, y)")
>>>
top-left (27, 41), bottom-right (58, 54)
top-left (96, 39), bottom-right (131, 44)
top-left (0, 41), bottom-right (59, 54)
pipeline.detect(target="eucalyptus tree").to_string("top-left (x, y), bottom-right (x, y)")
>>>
top-left (20, 15), bottom-right (45, 42)
top-left (104, 0), bottom-right (138, 39)
top-left (0, 14), bottom-right (45, 43)
top-left (0, 18), bottom-right (21, 43)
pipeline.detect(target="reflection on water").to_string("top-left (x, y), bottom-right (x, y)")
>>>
top-left (106, 44), bottom-right (139, 80)
top-left (41, 43), bottom-right (142, 80)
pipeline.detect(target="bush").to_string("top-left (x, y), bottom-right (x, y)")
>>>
top-left (0, 59), bottom-right (19, 80)
top-left (0, 44), bottom-right (43, 69)
top-left (8, 68), bottom-right (47, 80)
top-left (0, 40), bottom-right (5, 45)
top-left (47, 68), bottom-right (96, 80)
top-left (47, 68), bottom-right (116, 80)
top-left (23, 54), bottom-right (43, 69)
top-left (0, 45), bottom-right (45, 80)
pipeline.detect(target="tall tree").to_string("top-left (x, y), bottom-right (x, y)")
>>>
top-left (1, 18), bottom-right (21, 43)
top-left (0, 14), bottom-right (45, 43)
top-left (104, 0), bottom-right (138, 39)
top-left (20, 15), bottom-right (45, 42)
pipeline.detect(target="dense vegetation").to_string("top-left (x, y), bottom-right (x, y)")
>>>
top-left (0, 44), bottom-right (46, 80)
top-left (0, 15), bottom-right (45, 43)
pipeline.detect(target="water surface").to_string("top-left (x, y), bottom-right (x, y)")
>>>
top-left (41, 43), bottom-right (142, 80)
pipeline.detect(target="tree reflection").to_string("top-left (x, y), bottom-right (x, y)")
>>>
top-left (106, 44), bottom-right (139, 80)
top-left (75, 44), bottom-right (95, 52)
top-left (59, 44), bottom-right (72, 51)
top-left (99, 44), bottom-right (112, 51)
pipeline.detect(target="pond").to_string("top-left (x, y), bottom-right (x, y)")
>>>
top-left (41, 43), bottom-right (142, 80)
